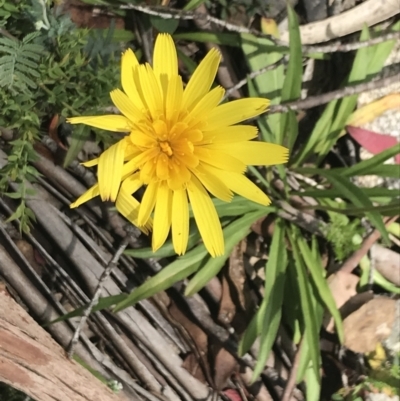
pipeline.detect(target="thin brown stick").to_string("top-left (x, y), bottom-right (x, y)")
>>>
top-left (120, 4), bottom-right (399, 53)
top-left (67, 230), bottom-right (132, 358)
top-left (280, 337), bottom-right (304, 401)
top-left (224, 57), bottom-right (287, 99)
top-left (269, 73), bottom-right (400, 114)
top-left (339, 215), bottom-right (399, 274)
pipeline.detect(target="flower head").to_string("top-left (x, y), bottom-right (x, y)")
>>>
top-left (68, 34), bottom-right (288, 257)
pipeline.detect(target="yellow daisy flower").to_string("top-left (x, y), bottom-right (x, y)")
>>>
top-left (68, 34), bottom-right (288, 257)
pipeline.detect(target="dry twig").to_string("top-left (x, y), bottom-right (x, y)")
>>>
top-left (340, 215), bottom-right (399, 274)
top-left (269, 73), bottom-right (400, 113)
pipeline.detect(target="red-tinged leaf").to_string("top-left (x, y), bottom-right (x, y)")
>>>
top-left (223, 389), bottom-right (243, 401)
top-left (347, 125), bottom-right (400, 164)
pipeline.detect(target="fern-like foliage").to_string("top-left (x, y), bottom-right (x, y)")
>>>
top-left (0, 32), bottom-right (44, 91)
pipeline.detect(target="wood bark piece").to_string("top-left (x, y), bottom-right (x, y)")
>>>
top-left (0, 288), bottom-right (129, 401)
top-left (280, 0), bottom-right (400, 44)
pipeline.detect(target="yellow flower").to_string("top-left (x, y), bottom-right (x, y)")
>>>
top-left (68, 34), bottom-right (288, 257)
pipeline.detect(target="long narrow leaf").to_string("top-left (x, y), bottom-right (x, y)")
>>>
top-left (290, 228), bottom-right (321, 379)
top-left (185, 209), bottom-right (268, 295)
top-left (251, 219), bottom-right (288, 380)
top-left (322, 173), bottom-right (389, 243)
top-left (279, 4), bottom-right (302, 148)
top-left (297, 237), bottom-right (344, 343)
top-left (114, 245), bottom-right (209, 311)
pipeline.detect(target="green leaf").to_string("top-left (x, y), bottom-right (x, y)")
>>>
top-left (293, 24), bottom-right (396, 165)
top-left (322, 173), bottom-right (389, 243)
top-left (183, 0), bottom-right (207, 10)
top-left (238, 219), bottom-right (286, 356)
top-left (250, 220), bottom-right (288, 381)
top-left (63, 125), bottom-right (91, 167)
top-left (212, 196), bottom-right (272, 217)
top-left (174, 32), bottom-right (241, 47)
top-left (241, 33), bottom-right (285, 143)
top-left (304, 361), bottom-right (321, 401)
top-left (280, 5), bottom-right (302, 102)
top-left (278, 4), bottom-right (302, 148)
top-left (307, 202), bottom-right (400, 217)
top-left (46, 294), bottom-right (127, 326)
top-left (290, 228), bottom-right (321, 380)
top-left (114, 244), bottom-right (208, 312)
top-left (338, 144), bottom-right (400, 177)
top-left (293, 187), bottom-right (399, 199)
top-left (149, 15), bottom-right (179, 34)
top-left (238, 298), bottom-right (267, 357)
top-left (297, 236), bottom-right (344, 343)
top-left (124, 225), bottom-right (201, 259)
top-left (185, 209), bottom-right (268, 295)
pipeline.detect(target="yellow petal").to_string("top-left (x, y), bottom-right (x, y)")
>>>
top-left (67, 115), bottom-right (131, 132)
top-left (172, 189), bottom-right (189, 255)
top-left (154, 33), bottom-right (178, 78)
top-left (110, 89), bottom-right (145, 123)
top-left (138, 181), bottom-right (158, 226)
top-left (122, 158), bottom-right (139, 179)
top-left (207, 141), bottom-right (289, 166)
top-left (192, 164), bottom-right (233, 202)
top-left (199, 125), bottom-right (258, 145)
top-left (182, 48), bottom-right (221, 112)
top-left (82, 158), bottom-right (99, 167)
top-left (153, 34), bottom-right (178, 98)
top-left (137, 64), bottom-right (163, 120)
top-left (208, 167), bottom-right (271, 206)
top-left (98, 139), bottom-right (127, 201)
top-left (165, 75), bottom-right (183, 124)
top-left (70, 184), bottom-right (100, 208)
top-left (121, 48), bottom-right (144, 110)
top-left (185, 86), bottom-right (225, 123)
top-left (205, 98), bottom-right (270, 131)
top-left (195, 147), bottom-right (245, 173)
top-left (187, 175), bottom-right (224, 257)
top-left (152, 183), bottom-right (172, 252)
top-left (115, 174), bottom-right (152, 233)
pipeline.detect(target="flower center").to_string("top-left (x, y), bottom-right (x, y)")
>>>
top-left (159, 141), bottom-right (173, 157)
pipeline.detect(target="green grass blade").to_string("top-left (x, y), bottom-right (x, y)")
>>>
top-left (124, 225), bottom-right (201, 258)
top-left (293, 188), bottom-right (399, 199)
top-left (297, 236), bottom-right (344, 343)
top-left (46, 293), bottom-right (127, 326)
top-left (279, 4), bottom-right (302, 148)
top-left (251, 219), bottom-right (288, 380)
top-left (322, 173), bottom-right (389, 243)
top-left (185, 209), bottom-right (268, 295)
top-left (63, 125), bottom-right (90, 167)
top-left (290, 228), bottom-right (321, 379)
top-left (212, 196), bottom-right (272, 217)
top-left (174, 32), bottom-right (241, 47)
top-left (240, 32), bottom-right (285, 142)
top-left (114, 245), bottom-right (209, 311)
top-left (338, 144), bottom-right (400, 177)
top-left (238, 298), bottom-right (267, 356)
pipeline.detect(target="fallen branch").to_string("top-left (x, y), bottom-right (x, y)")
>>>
top-left (0, 286), bottom-right (128, 401)
top-left (280, 0), bottom-right (400, 44)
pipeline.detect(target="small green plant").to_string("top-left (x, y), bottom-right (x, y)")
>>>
top-left (0, 0), bottom-right (123, 231)
top-left (325, 213), bottom-right (364, 261)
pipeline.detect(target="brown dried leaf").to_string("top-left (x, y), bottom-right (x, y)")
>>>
top-left (324, 271), bottom-right (359, 332)
top-left (343, 298), bottom-right (397, 354)
top-left (168, 302), bottom-right (211, 384)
